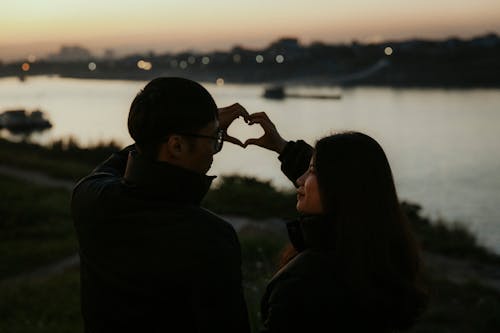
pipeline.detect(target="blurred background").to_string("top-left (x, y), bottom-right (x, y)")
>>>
top-left (1, 1), bottom-right (500, 332)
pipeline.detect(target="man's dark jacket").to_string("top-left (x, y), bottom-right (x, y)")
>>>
top-left (71, 146), bottom-right (250, 333)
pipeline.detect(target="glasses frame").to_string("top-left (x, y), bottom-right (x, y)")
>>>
top-left (176, 129), bottom-right (224, 153)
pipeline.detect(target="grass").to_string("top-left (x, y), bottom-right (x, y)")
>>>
top-left (0, 173), bottom-right (81, 332)
top-left (409, 278), bottom-right (500, 333)
top-left (239, 225), bottom-right (288, 331)
top-left (0, 174), bottom-right (77, 279)
top-left (0, 269), bottom-right (82, 333)
top-left (0, 137), bottom-right (120, 181)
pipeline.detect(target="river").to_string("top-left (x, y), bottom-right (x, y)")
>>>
top-left (1, 76), bottom-right (499, 254)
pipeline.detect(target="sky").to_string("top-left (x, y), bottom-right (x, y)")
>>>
top-left (2, 0), bottom-right (500, 61)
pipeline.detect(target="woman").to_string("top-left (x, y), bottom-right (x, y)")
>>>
top-left (244, 113), bottom-right (428, 332)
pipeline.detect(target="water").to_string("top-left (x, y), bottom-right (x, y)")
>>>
top-left (1, 76), bottom-right (500, 254)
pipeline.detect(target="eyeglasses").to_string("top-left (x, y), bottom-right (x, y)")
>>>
top-left (177, 129), bottom-right (224, 153)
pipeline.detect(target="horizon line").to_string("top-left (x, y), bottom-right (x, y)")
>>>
top-left (2, 30), bottom-right (499, 63)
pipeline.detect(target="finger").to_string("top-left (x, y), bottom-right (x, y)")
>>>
top-left (247, 112), bottom-right (272, 124)
top-left (218, 104), bottom-right (236, 112)
top-left (230, 103), bottom-right (250, 118)
top-left (244, 137), bottom-right (263, 147)
top-left (224, 134), bottom-right (244, 147)
top-left (220, 104), bottom-right (250, 127)
top-left (247, 112), bottom-right (266, 120)
top-left (219, 103), bottom-right (248, 117)
top-left (248, 115), bottom-right (273, 130)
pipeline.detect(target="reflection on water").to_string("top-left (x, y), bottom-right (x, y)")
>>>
top-left (1, 76), bottom-right (500, 254)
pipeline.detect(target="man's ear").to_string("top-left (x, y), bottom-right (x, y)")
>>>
top-left (158, 135), bottom-right (184, 161)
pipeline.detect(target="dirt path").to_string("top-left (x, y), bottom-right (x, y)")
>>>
top-left (0, 164), bottom-right (74, 190)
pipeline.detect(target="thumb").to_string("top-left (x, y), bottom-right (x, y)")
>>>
top-left (244, 138), bottom-right (260, 147)
top-left (224, 134), bottom-right (244, 147)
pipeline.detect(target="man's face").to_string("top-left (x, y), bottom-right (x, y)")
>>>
top-left (178, 120), bottom-right (219, 174)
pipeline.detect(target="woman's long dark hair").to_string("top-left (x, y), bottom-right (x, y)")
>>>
top-left (281, 132), bottom-right (428, 329)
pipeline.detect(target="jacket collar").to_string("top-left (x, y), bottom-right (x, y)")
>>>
top-left (124, 151), bottom-right (215, 205)
top-left (287, 215), bottom-right (334, 252)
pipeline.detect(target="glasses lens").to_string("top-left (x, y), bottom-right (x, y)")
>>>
top-left (215, 130), bottom-right (223, 153)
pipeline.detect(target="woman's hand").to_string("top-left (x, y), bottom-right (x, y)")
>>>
top-left (218, 103), bottom-right (250, 147)
top-left (244, 112), bottom-right (287, 154)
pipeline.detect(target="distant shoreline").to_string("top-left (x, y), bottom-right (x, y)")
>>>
top-left (3, 73), bottom-right (500, 90)
top-left (3, 34), bottom-right (499, 89)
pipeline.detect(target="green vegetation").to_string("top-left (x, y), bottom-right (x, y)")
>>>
top-left (402, 202), bottom-right (500, 266)
top-left (0, 269), bottom-right (82, 333)
top-left (1, 139), bottom-right (500, 332)
top-left (0, 137), bottom-right (120, 181)
top-left (204, 175), bottom-right (297, 219)
top-left (409, 277), bottom-right (500, 333)
top-left (0, 174), bottom-right (77, 279)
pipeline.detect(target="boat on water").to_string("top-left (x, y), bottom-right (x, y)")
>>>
top-left (0, 109), bottom-right (52, 132)
top-left (263, 85), bottom-right (341, 100)
top-left (263, 86), bottom-right (286, 99)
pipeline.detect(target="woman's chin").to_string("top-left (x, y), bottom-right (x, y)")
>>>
top-left (296, 202), bottom-right (305, 214)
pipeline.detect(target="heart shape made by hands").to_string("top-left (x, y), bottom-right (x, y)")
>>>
top-left (226, 117), bottom-right (264, 147)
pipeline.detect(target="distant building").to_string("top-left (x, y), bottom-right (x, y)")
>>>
top-left (266, 37), bottom-right (304, 61)
top-left (103, 49), bottom-right (116, 60)
top-left (470, 33), bottom-right (500, 48)
top-left (47, 46), bottom-right (93, 62)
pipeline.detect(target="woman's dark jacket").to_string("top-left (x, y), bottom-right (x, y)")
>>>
top-left (261, 140), bottom-right (397, 333)
top-left (71, 146), bottom-right (250, 333)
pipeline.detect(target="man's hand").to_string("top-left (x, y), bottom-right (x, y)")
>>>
top-left (244, 112), bottom-right (287, 154)
top-left (218, 103), bottom-right (250, 147)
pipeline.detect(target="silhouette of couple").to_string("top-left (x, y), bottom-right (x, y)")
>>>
top-left (71, 77), bottom-right (427, 333)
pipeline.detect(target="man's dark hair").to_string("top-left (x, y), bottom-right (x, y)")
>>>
top-left (128, 77), bottom-right (218, 159)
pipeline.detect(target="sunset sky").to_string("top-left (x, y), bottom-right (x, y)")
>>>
top-left (2, 0), bottom-right (500, 61)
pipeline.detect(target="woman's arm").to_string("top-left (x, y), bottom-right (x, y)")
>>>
top-left (245, 112), bottom-right (313, 185)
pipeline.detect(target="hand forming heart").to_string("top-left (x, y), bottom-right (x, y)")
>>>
top-left (218, 104), bottom-right (287, 154)
top-left (225, 116), bottom-right (265, 147)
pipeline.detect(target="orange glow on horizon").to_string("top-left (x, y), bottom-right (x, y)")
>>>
top-left (1, 0), bottom-right (499, 61)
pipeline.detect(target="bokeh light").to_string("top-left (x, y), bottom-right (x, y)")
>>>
top-left (256, 55), bottom-right (264, 63)
top-left (202, 56), bottom-right (210, 65)
top-left (384, 46), bottom-right (393, 56)
top-left (216, 78), bottom-right (225, 86)
top-left (137, 60), bottom-right (152, 70)
top-left (21, 63), bottom-right (30, 71)
top-left (275, 55), bottom-right (285, 63)
top-left (88, 62), bottom-right (97, 71)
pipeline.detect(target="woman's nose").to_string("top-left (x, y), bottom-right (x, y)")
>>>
top-left (295, 172), bottom-right (306, 187)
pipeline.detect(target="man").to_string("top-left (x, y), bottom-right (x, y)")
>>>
top-left (71, 77), bottom-right (250, 332)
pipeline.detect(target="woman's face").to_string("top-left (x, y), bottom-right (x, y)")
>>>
top-left (296, 157), bottom-right (324, 214)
